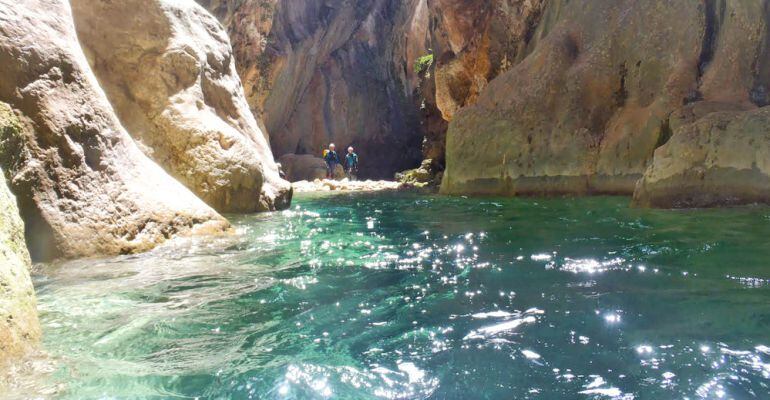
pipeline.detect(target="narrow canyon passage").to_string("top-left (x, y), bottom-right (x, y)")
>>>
top-left (3, 1), bottom-right (770, 398)
top-left (25, 192), bottom-right (770, 399)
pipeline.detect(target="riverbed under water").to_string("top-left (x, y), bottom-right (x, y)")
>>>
top-left (30, 192), bottom-right (770, 399)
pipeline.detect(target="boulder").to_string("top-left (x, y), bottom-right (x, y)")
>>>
top-left (633, 106), bottom-right (770, 208)
top-left (396, 159), bottom-right (442, 187)
top-left (71, 0), bottom-right (292, 213)
top-left (0, 169), bottom-right (39, 364)
top-left (278, 154), bottom-right (344, 182)
top-left (0, 1), bottom-right (229, 260)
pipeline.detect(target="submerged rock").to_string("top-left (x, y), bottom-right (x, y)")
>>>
top-left (71, 0), bottom-right (291, 213)
top-left (634, 106), bottom-right (770, 208)
top-left (0, 1), bottom-right (229, 260)
top-left (0, 168), bottom-right (39, 365)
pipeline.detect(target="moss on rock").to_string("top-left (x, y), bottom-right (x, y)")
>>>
top-left (0, 108), bottom-right (39, 363)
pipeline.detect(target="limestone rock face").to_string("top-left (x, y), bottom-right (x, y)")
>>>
top-left (634, 105), bottom-right (770, 208)
top-left (441, 0), bottom-right (770, 197)
top-left (202, 0), bottom-right (431, 179)
top-left (0, 168), bottom-right (39, 363)
top-left (197, 0), bottom-right (280, 130)
top-left (71, 0), bottom-right (291, 213)
top-left (429, 0), bottom-right (547, 122)
top-left (0, 1), bottom-right (229, 260)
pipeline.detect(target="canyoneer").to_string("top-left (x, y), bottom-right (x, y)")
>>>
top-left (345, 146), bottom-right (359, 180)
top-left (323, 143), bottom-right (340, 179)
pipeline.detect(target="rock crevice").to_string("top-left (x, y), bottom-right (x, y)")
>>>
top-left (202, 0), bottom-right (431, 179)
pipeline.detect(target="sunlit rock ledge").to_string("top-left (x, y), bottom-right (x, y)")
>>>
top-left (292, 179), bottom-right (406, 193)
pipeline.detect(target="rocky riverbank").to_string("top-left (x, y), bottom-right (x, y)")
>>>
top-left (292, 179), bottom-right (406, 194)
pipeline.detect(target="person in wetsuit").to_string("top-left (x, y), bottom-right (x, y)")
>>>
top-left (345, 146), bottom-right (359, 180)
top-left (323, 143), bottom-right (340, 179)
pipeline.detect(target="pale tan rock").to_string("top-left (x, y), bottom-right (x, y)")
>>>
top-left (197, 0), bottom-right (280, 131)
top-left (71, 0), bottom-right (291, 213)
top-left (633, 106), bottom-right (770, 208)
top-left (292, 179), bottom-right (403, 194)
top-left (0, 168), bottom-right (39, 366)
top-left (0, 1), bottom-right (229, 260)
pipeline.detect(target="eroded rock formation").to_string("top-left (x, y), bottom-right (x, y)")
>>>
top-left (1, 0), bottom-right (756, 211)
top-left (0, 167), bottom-right (39, 364)
top-left (440, 0), bottom-right (770, 204)
top-left (71, 0), bottom-right (291, 213)
top-left (429, 0), bottom-right (546, 122)
top-left (634, 104), bottom-right (770, 208)
top-left (199, 0), bottom-right (280, 128)
top-left (0, 0), bottom-right (230, 260)
top-left (202, 0), bottom-right (432, 179)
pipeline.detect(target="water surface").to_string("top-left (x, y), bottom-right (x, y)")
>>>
top-left (34, 192), bottom-right (770, 399)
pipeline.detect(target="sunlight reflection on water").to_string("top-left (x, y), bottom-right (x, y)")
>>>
top-left (25, 193), bottom-right (770, 399)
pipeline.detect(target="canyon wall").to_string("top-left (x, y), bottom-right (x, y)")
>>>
top-left (206, 0), bottom-right (770, 207)
top-left (202, 0), bottom-right (433, 179)
top-left (71, 0), bottom-right (291, 213)
top-left (0, 165), bottom-right (39, 365)
top-left (633, 104), bottom-right (770, 208)
top-left (439, 0), bottom-right (770, 207)
top-left (0, 0), bottom-right (230, 260)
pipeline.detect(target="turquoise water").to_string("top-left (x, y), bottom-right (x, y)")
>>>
top-left (33, 192), bottom-right (770, 399)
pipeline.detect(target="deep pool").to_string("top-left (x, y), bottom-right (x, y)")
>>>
top-left (31, 192), bottom-right (770, 399)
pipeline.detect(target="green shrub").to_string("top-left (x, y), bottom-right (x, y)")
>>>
top-left (414, 54), bottom-right (434, 74)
